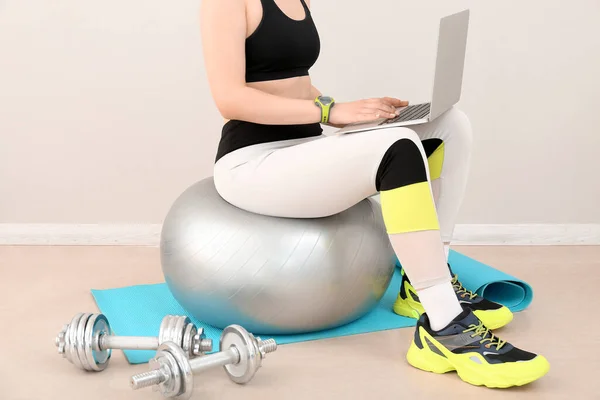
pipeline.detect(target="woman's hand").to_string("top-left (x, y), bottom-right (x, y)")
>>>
top-left (329, 97), bottom-right (409, 126)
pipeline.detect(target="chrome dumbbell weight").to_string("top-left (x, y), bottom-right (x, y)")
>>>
top-left (130, 324), bottom-right (277, 399)
top-left (55, 313), bottom-right (213, 372)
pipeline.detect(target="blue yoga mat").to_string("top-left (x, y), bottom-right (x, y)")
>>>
top-left (91, 250), bottom-right (533, 364)
top-left (445, 251), bottom-right (533, 311)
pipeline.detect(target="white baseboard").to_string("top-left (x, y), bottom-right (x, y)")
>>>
top-left (452, 224), bottom-right (600, 245)
top-left (0, 223), bottom-right (598, 246)
top-left (0, 224), bottom-right (162, 246)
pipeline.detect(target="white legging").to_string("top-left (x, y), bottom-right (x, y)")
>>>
top-left (214, 107), bottom-right (472, 292)
top-left (214, 106), bottom-right (472, 244)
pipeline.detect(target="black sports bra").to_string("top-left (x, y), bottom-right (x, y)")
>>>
top-left (245, 0), bottom-right (321, 83)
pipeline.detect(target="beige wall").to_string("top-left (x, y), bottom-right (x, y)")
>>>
top-left (1, 0), bottom-right (599, 224)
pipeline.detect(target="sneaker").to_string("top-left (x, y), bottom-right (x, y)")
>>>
top-left (406, 308), bottom-right (550, 388)
top-left (393, 266), bottom-right (514, 329)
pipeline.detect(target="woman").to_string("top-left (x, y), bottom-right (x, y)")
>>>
top-left (201, 0), bottom-right (549, 388)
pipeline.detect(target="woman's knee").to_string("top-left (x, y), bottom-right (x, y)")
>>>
top-left (373, 129), bottom-right (429, 192)
top-left (418, 108), bottom-right (472, 180)
top-left (370, 126), bottom-right (423, 148)
top-left (372, 131), bottom-right (439, 234)
top-left (439, 107), bottom-right (473, 149)
top-left (364, 127), bottom-right (427, 161)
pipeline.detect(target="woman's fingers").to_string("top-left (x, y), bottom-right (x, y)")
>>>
top-left (364, 99), bottom-right (396, 117)
top-left (359, 113), bottom-right (382, 122)
top-left (382, 97), bottom-right (409, 107)
top-left (361, 107), bottom-right (395, 120)
top-left (366, 98), bottom-right (396, 112)
top-left (366, 109), bottom-right (396, 119)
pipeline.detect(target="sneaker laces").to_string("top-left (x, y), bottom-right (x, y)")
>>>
top-left (464, 321), bottom-right (506, 350)
top-left (451, 274), bottom-right (477, 300)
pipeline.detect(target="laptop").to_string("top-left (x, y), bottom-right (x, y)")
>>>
top-left (336, 9), bottom-right (470, 135)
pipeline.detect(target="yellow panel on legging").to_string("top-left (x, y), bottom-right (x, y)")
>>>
top-left (380, 181), bottom-right (440, 234)
top-left (427, 142), bottom-right (445, 180)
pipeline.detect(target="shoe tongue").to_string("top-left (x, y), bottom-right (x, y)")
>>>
top-left (434, 308), bottom-right (480, 335)
top-left (453, 308), bottom-right (481, 328)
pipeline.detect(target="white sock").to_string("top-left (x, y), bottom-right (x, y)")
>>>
top-left (388, 231), bottom-right (461, 330)
top-left (417, 282), bottom-right (463, 331)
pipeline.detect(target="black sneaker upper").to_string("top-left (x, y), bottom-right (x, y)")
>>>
top-left (399, 270), bottom-right (421, 302)
top-left (451, 274), bottom-right (503, 311)
top-left (414, 308), bottom-right (537, 365)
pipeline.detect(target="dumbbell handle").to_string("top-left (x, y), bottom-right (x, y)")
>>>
top-left (131, 346), bottom-right (241, 391)
top-left (188, 347), bottom-right (240, 373)
top-left (99, 334), bottom-right (159, 351)
top-left (131, 337), bottom-right (277, 393)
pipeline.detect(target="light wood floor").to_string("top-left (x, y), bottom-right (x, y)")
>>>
top-left (1, 245), bottom-right (598, 400)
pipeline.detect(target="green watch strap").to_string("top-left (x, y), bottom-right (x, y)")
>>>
top-left (315, 96), bottom-right (335, 124)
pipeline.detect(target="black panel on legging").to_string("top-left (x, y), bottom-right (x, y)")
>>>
top-left (215, 120), bottom-right (323, 162)
top-left (421, 138), bottom-right (444, 158)
top-left (375, 139), bottom-right (428, 191)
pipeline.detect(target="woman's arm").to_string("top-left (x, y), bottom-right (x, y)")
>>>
top-left (201, 0), bottom-right (405, 126)
top-left (309, 85), bottom-right (349, 128)
top-left (310, 85), bottom-right (322, 99)
top-left (201, 0), bottom-right (321, 125)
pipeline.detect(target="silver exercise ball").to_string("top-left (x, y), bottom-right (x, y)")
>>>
top-left (160, 177), bottom-right (396, 335)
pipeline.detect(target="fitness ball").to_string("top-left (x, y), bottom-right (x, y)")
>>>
top-left (160, 177), bottom-right (395, 335)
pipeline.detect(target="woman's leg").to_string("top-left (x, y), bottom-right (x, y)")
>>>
top-left (215, 126), bottom-right (549, 388)
top-left (215, 127), bottom-right (461, 330)
top-left (410, 106), bottom-right (473, 259)
top-left (397, 107), bottom-right (514, 331)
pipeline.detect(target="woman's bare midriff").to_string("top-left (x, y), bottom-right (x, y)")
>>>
top-left (220, 0), bottom-right (315, 123)
top-left (223, 76), bottom-right (314, 124)
top-left (247, 75), bottom-right (314, 101)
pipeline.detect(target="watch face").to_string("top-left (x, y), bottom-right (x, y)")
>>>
top-left (319, 96), bottom-right (333, 105)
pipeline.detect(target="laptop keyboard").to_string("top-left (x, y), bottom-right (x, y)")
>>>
top-left (379, 102), bottom-right (431, 125)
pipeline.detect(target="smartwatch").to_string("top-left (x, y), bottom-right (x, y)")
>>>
top-left (314, 95), bottom-right (335, 124)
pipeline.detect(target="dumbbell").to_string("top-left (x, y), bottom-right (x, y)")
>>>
top-left (130, 324), bottom-right (277, 399)
top-left (55, 313), bottom-right (213, 372)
